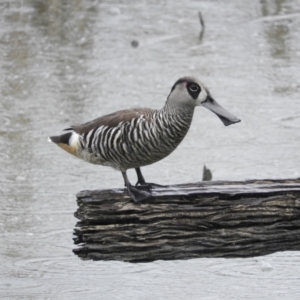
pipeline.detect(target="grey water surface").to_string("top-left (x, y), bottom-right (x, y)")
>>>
top-left (1, 0), bottom-right (300, 299)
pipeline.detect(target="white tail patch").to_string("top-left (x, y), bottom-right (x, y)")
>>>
top-left (55, 132), bottom-right (80, 156)
top-left (69, 132), bottom-right (80, 148)
top-left (48, 137), bottom-right (52, 143)
top-left (58, 132), bottom-right (79, 156)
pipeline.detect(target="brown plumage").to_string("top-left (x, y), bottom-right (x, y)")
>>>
top-left (68, 108), bottom-right (154, 134)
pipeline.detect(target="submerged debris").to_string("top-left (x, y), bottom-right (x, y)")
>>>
top-left (202, 165), bottom-right (212, 181)
top-left (131, 40), bottom-right (139, 48)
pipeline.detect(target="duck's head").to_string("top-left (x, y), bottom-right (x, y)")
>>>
top-left (167, 76), bottom-right (241, 126)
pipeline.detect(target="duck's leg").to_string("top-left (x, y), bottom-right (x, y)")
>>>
top-left (135, 167), bottom-right (146, 185)
top-left (122, 171), bottom-right (152, 203)
top-left (135, 167), bottom-right (166, 189)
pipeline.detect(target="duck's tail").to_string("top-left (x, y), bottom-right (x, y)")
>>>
top-left (48, 131), bottom-right (79, 155)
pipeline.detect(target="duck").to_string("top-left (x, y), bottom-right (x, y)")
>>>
top-left (49, 76), bottom-right (240, 203)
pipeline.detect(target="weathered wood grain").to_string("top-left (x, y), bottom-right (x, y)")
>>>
top-left (73, 179), bottom-right (300, 262)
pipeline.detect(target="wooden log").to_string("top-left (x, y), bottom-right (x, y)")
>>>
top-left (73, 179), bottom-right (300, 262)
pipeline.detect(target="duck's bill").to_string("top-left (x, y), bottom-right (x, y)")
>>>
top-left (202, 95), bottom-right (241, 126)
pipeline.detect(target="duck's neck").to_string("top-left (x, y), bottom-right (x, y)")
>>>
top-left (156, 101), bottom-right (195, 144)
top-left (161, 100), bottom-right (195, 127)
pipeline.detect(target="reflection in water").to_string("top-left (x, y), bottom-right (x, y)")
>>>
top-left (2, 28), bottom-right (32, 100)
top-left (29, 0), bottom-right (98, 119)
top-left (259, 0), bottom-right (300, 98)
top-left (0, 3), bottom-right (35, 233)
top-left (260, 0), bottom-right (292, 59)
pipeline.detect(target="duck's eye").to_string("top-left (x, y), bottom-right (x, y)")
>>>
top-left (189, 84), bottom-right (199, 92)
top-left (187, 82), bottom-right (201, 99)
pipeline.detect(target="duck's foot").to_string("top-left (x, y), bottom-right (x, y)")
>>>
top-left (134, 167), bottom-right (167, 189)
top-left (135, 182), bottom-right (167, 189)
top-left (127, 185), bottom-right (153, 203)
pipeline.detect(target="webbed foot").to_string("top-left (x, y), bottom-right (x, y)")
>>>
top-left (122, 170), bottom-right (152, 203)
top-left (126, 185), bottom-right (153, 203)
top-left (134, 167), bottom-right (167, 189)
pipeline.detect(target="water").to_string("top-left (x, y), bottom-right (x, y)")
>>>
top-left (0, 0), bottom-right (300, 299)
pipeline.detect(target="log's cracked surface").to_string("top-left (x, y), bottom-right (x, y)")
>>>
top-left (73, 179), bottom-right (300, 262)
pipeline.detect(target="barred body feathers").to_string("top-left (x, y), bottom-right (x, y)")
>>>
top-left (49, 76), bottom-right (240, 202)
top-left (71, 109), bottom-right (193, 171)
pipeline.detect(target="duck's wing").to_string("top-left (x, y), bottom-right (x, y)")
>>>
top-left (65, 108), bottom-right (154, 135)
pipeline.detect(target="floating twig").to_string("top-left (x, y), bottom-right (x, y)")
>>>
top-left (198, 11), bottom-right (205, 41)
